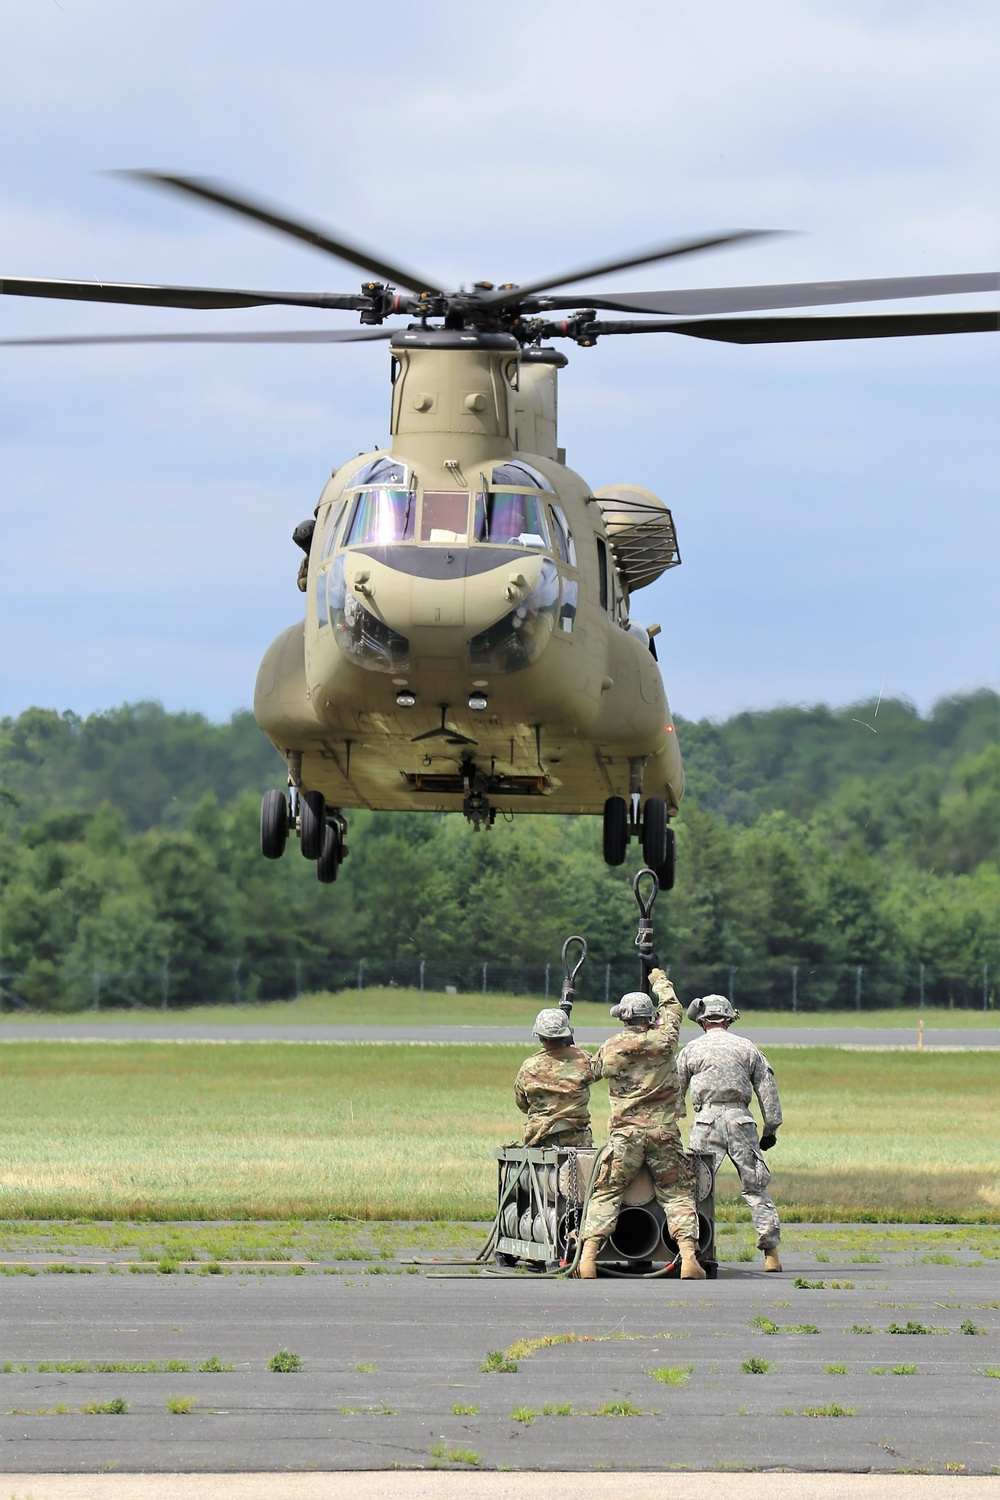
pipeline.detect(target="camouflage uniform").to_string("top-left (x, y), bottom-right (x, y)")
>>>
top-left (677, 1029), bottom-right (783, 1251)
top-left (581, 974), bottom-right (698, 1244)
top-left (514, 1045), bottom-right (594, 1147)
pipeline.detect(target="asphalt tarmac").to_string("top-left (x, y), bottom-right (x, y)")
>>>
top-left (0, 1023), bottom-right (995, 1046)
top-left (1, 1253), bottom-right (997, 1476)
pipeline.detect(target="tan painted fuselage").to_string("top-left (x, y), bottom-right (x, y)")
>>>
top-left (254, 331), bottom-right (684, 820)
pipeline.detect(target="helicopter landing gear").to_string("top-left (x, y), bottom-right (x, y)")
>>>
top-left (656, 826), bottom-right (676, 892)
top-left (603, 796), bottom-right (629, 865)
top-left (260, 789), bottom-right (289, 860)
top-left (461, 759), bottom-right (495, 832)
top-left (641, 796), bottom-right (669, 868)
top-left (316, 821), bottom-right (342, 883)
top-left (299, 789), bottom-right (326, 860)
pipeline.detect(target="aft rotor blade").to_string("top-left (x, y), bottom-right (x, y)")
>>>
top-left (0, 327), bottom-right (396, 347)
top-left (578, 310), bottom-right (1000, 343)
top-left (482, 230), bottom-right (778, 309)
top-left (0, 276), bottom-right (368, 312)
top-left (532, 271), bottom-right (1000, 317)
top-left (120, 172), bottom-right (444, 295)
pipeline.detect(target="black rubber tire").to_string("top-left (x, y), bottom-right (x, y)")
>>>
top-left (656, 826), bottom-right (676, 891)
top-left (260, 789), bottom-right (288, 860)
top-left (316, 823), bottom-right (341, 883)
top-left (641, 797), bottom-right (669, 868)
top-left (602, 796), bottom-right (629, 866)
top-left (300, 789), bottom-right (326, 860)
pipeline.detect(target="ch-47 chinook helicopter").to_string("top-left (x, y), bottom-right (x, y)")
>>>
top-left (3, 173), bottom-right (997, 888)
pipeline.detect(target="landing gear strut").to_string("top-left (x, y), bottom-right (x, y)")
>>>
top-left (462, 758), bottom-right (495, 832)
top-left (601, 788), bottom-right (676, 890)
top-left (259, 784), bottom-right (348, 884)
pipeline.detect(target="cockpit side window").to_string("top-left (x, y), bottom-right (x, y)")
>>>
top-left (320, 501), bottom-right (347, 560)
top-left (474, 491), bottom-right (550, 549)
top-left (344, 488), bottom-right (414, 546)
top-left (549, 504), bottom-right (576, 567)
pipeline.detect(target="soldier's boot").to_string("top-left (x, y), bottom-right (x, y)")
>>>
top-left (678, 1238), bottom-right (707, 1280)
top-left (763, 1249), bottom-right (783, 1273)
top-left (578, 1238), bottom-right (602, 1279)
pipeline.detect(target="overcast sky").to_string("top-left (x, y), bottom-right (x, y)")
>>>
top-left (1, 0), bottom-right (997, 726)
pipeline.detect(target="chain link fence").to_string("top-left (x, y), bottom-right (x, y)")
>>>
top-left (0, 957), bottom-right (993, 1014)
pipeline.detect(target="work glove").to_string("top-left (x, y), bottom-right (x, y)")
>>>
top-left (759, 1130), bottom-right (778, 1152)
top-left (638, 941), bottom-right (660, 971)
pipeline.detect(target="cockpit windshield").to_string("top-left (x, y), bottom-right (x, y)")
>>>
top-left (473, 492), bottom-right (550, 549)
top-left (344, 488), bottom-right (414, 546)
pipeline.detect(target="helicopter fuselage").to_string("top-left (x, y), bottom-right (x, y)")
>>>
top-left (254, 330), bottom-right (684, 828)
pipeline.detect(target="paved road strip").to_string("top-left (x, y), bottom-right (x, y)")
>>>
top-left (0, 1024), bottom-right (995, 1046)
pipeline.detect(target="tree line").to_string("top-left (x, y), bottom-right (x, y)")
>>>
top-left (0, 691), bottom-right (996, 1011)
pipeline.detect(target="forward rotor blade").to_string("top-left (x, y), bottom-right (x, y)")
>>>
top-left (0, 327), bottom-right (396, 348)
top-left (0, 276), bottom-right (368, 312)
top-left (579, 310), bottom-right (999, 343)
top-left (532, 271), bottom-right (1000, 317)
top-left (482, 230), bottom-right (778, 309)
top-left (120, 172), bottom-right (444, 295)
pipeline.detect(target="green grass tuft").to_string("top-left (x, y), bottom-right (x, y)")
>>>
top-left (646, 1365), bottom-right (693, 1387)
top-left (451, 1404), bottom-right (478, 1415)
top-left (482, 1350), bottom-right (518, 1373)
top-left (824, 1363), bottom-right (847, 1374)
top-left (267, 1348), bottom-right (302, 1372)
top-left (803, 1403), bottom-right (855, 1417)
top-left (81, 1397), bottom-right (128, 1414)
top-left (165, 1395), bottom-right (197, 1414)
top-left (741, 1357), bottom-right (771, 1374)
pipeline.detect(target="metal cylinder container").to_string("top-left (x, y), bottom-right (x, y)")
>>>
top-left (608, 1206), bottom-right (661, 1260)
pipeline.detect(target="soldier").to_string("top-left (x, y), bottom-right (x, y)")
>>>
top-left (577, 969), bottom-right (704, 1280)
top-left (677, 994), bottom-right (784, 1273)
top-left (514, 1008), bottom-right (594, 1148)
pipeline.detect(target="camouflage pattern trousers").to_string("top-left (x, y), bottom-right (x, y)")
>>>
top-left (688, 1107), bottom-right (781, 1250)
top-left (530, 1126), bottom-right (594, 1149)
top-left (581, 1124), bottom-right (698, 1245)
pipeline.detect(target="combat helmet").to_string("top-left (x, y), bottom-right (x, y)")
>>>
top-left (610, 991), bottom-right (656, 1023)
top-left (687, 993), bottom-right (740, 1024)
top-left (533, 1007), bottom-right (574, 1041)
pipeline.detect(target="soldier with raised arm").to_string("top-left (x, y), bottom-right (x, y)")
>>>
top-left (677, 995), bottom-right (784, 1272)
top-left (514, 1009), bottom-right (594, 1148)
top-left (577, 968), bottom-right (704, 1280)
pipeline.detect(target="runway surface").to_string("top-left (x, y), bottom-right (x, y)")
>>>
top-left (0, 1022), bottom-right (996, 1046)
top-left (1, 1253), bottom-right (996, 1475)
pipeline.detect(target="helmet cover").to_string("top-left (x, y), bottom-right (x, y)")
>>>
top-left (611, 991), bottom-right (656, 1023)
top-left (533, 1007), bottom-right (574, 1040)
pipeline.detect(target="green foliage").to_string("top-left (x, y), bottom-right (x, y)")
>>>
top-left (482, 1350), bottom-right (518, 1373)
top-left (267, 1348), bottom-right (302, 1372)
top-left (1, 693), bottom-right (996, 1011)
top-left (741, 1357), bottom-right (772, 1374)
top-left (646, 1364), bottom-right (693, 1386)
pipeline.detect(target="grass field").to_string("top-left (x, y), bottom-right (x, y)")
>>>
top-left (1, 988), bottom-right (996, 1029)
top-left (0, 1042), bottom-right (995, 1223)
